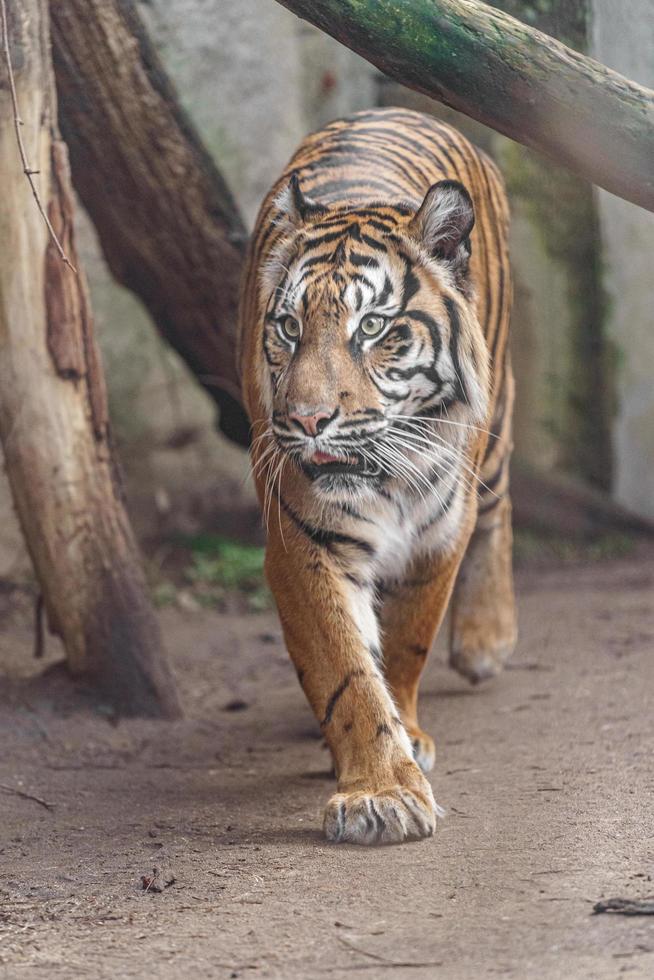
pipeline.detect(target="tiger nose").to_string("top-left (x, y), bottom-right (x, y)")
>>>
top-left (288, 405), bottom-right (335, 437)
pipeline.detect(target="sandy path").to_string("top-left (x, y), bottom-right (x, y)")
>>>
top-left (1, 548), bottom-right (653, 979)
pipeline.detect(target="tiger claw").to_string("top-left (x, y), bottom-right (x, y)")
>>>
top-left (323, 778), bottom-right (441, 845)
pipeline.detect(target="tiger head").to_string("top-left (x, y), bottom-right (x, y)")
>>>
top-left (258, 174), bottom-right (490, 499)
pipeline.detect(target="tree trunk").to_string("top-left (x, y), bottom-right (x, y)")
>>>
top-left (275, 0), bottom-right (654, 212)
top-left (49, 0), bottom-right (251, 447)
top-left (0, 0), bottom-right (181, 717)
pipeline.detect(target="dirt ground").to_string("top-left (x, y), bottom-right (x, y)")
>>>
top-left (1, 545), bottom-right (653, 980)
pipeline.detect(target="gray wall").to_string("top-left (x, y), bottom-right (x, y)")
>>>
top-left (592, 0), bottom-right (654, 521)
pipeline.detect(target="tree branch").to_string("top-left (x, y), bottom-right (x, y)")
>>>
top-left (274, 0), bottom-right (654, 212)
top-left (50, 0), bottom-right (251, 447)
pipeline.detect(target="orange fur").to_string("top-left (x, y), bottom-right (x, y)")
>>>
top-left (238, 108), bottom-right (515, 844)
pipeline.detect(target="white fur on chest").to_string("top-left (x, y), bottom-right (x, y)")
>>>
top-left (347, 482), bottom-right (465, 586)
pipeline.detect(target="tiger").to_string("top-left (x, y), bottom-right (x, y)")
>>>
top-left (238, 107), bottom-right (517, 845)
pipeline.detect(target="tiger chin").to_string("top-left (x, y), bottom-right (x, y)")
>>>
top-left (238, 107), bottom-right (517, 845)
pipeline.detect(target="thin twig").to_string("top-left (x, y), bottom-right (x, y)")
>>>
top-left (337, 936), bottom-right (442, 968)
top-left (593, 897), bottom-right (654, 916)
top-left (0, 782), bottom-right (55, 811)
top-left (0, 0), bottom-right (76, 272)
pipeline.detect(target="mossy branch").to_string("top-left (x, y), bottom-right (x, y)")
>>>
top-left (275, 0), bottom-right (654, 212)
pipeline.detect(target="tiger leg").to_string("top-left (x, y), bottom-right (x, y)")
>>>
top-left (265, 519), bottom-right (438, 845)
top-left (449, 366), bottom-right (518, 683)
top-left (381, 539), bottom-right (473, 775)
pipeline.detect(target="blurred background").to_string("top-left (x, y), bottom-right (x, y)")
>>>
top-left (1, 0), bottom-right (652, 588)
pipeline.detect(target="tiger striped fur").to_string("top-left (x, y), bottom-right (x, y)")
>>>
top-left (238, 108), bottom-right (517, 845)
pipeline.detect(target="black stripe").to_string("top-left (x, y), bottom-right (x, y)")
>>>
top-left (279, 497), bottom-right (375, 557)
top-left (350, 272), bottom-right (377, 293)
top-left (306, 145), bottom-right (425, 193)
top-left (349, 251), bottom-right (379, 268)
top-left (334, 133), bottom-right (434, 187)
top-left (443, 296), bottom-right (468, 404)
top-left (360, 233), bottom-right (388, 252)
top-left (377, 275), bottom-right (393, 306)
top-left (366, 218), bottom-right (395, 233)
top-left (321, 669), bottom-right (364, 728)
top-left (401, 263), bottom-right (421, 308)
top-left (303, 227), bottom-right (348, 249)
top-left (306, 176), bottom-right (410, 199)
top-left (324, 135), bottom-right (428, 190)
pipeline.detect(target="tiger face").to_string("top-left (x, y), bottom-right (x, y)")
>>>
top-left (259, 175), bottom-right (490, 499)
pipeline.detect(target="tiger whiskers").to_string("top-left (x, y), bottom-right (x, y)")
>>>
top-left (357, 436), bottom-right (441, 507)
top-left (384, 429), bottom-right (474, 505)
top-left (373, 440), bottom-right (433, 504)
top-left (377, 437), bottom-right (451, 511)
top-left (387, 425), bottom-right (477, 494)
top-left (394, 413), bottom-right (497, 440)
top-left (276, 453), bottom-right (289, 552)
top-left (263, 448), bottom-right (286, 533)
top-left (249, 438), bottom-right (277, 485)
top-left (386, 423), bottom-right (498, 501)
top-left (396, 421), bottom-right (496, 497)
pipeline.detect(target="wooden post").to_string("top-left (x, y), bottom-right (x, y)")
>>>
top-left (274, 0), bottom-right (654, 212)
top-left (50, 0), bottom-right (251, 447)
top-left (0, 0), bottom-right (181, 717)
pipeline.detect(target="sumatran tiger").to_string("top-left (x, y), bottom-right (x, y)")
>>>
top-left (238, 107), bottom-right (516, 845)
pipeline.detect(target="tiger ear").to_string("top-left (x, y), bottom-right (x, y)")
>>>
top-left (275, 172), bottom-right (326, 227)
top-left (409, 180), bottom-right (474, 274)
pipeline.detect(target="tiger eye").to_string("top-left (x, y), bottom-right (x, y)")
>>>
top-left (280, 316), bottom-right (301, 341)
top-left (359, 314), bottom-right (386, 338)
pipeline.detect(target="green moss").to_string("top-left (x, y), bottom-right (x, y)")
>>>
top-left (185, 534), bottom-right (265, 591)
top-left (500, 135), bottom-right (614, 489)
top-left (183, 533), bottom-right (271, 611)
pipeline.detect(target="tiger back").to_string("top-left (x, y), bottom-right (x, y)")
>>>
top-left (238, 108), bottom-right (517, 845)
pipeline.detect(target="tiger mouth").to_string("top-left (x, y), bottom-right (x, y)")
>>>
top-left (310, 450), bottom-right (357, 467)
top-left (302, 449), bottom-right (381, 479)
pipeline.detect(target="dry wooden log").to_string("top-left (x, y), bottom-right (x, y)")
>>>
top-left (0, 0), bottom-right (181, 717)
top-left (275, 0), bottom-right (654, 212)
top-left (50, 0), bottom-right (251, 446)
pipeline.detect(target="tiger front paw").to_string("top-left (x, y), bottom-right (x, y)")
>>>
top-left (323, 769), bottom-right (442, 845)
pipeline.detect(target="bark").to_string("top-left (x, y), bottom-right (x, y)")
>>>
top-left (275, 0), bottom-right (654, 212)
top-left (0, 0), bottom-right (181, 717)
top-left (50, 0), bottom-right (251, 447)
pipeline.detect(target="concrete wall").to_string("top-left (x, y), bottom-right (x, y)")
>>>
top-left (138, 0), bottom-right (306, 226)
top-left (592, 0), bottom-right (654, 521)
